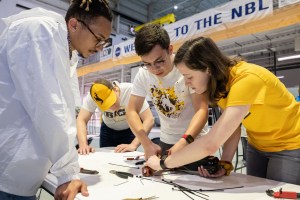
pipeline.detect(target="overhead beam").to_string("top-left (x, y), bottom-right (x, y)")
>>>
top-left (77, 3), bottom-right (300, 77)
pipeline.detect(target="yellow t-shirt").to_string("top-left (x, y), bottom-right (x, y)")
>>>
top-left (218, 61), bottom-right (300, 152)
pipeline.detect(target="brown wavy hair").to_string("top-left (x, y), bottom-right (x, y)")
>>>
top-left (134, 24), bottom-right (170, 56)
top-left (174, 37), bottom-right (242, 106)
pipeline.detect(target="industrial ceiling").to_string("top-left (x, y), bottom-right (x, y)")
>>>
top-left (33, 0), bottom-right (300, 88)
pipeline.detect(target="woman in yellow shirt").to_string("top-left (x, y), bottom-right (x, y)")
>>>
top-left (145, 37), bottom-right (300, 184)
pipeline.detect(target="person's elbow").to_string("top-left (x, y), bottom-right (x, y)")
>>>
top-left (147, 115), bottom-right (155, 128)
top-left (206, 143), bottom-right (220, 156)
top-left (202, 137), bottom-right (221, 156)
top-left (140, 108), bottom-right (155, 128)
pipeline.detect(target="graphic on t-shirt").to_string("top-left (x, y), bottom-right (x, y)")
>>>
top-left (104, 107), bottom-right (126, 122)
top-left (150, 84), bottom-right (184, 118)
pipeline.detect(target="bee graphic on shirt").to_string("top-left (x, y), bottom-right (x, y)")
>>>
top-left (150, 84), bottom-right (184, 118)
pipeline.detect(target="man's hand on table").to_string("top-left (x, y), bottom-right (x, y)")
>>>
top-left (114, 143), bottom-right (137, 153)
top-left (55, 179), bottom-right (89, 200)
top-left (78, 144), bottom-right (95, 155)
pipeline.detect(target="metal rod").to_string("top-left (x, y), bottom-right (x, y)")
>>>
top-left (108, 163), bottom-right (140, 169)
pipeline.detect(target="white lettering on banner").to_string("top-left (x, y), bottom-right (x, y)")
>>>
top-left (113, 0), bottom-right (273, 60)
top-left (113, 38), bottom-right (135, 60)
top-left (278, 0), bottom-right (300, 7)
top-left (166, 0), bottom-right (273, 41)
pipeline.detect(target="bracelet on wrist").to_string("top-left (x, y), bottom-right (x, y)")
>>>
top-left (160, 156), bottom-right (169, 170)
top-left (182, 134), bottom-right (194, 144)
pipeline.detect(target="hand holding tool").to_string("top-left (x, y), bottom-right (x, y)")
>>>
top-left (142, 166), bottom-right (154, 177)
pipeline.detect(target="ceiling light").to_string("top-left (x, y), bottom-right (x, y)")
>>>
top-left (277, 76), bottom-right (284, 79)
top-left (278, 54), bottom-right (300, 61)
top-left (174, 5), bottom-right (178, 10)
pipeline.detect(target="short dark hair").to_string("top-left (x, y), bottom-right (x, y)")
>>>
top-left (93, 78), bottom-right (113, 89)
top-left (174, 37), bottom-right (243, 106)
top-left (134, 24), bottom-right (170, 56)
top-left (65, 0), bottom-right (113, 24)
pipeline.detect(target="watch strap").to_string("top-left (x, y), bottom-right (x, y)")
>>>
top-left (182, 134), bottom-right (194, 144)
top-left (160, 156), bottom-right (169, 170)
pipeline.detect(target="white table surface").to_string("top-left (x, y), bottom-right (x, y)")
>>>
top-left (42, 148), bottom-right (300, 200)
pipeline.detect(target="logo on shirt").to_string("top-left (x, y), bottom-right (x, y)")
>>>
top-left (150, 84), bottom-right (184, 118)
top-left (104, 108), bottom-right (126, 122)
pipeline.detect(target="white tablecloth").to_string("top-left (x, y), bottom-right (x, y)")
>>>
top-left (42, 148), bottom-right (300, 200)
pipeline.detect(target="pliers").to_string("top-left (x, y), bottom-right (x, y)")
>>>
top-left (266, 188), bottom-right (300, 199)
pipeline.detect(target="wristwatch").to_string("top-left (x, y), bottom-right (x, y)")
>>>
top-left (182, 134), bottom-right (194, 144)
top-left (219, 160), bottom-right (234, 176)
top-left (160, 155), bottom-right (169, 170)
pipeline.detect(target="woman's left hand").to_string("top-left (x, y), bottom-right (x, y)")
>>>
top-left (198, 166), bottom-right (226, 178)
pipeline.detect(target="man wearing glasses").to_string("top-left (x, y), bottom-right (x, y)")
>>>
top-left (0, 0), bottom-right (112, 199)
top-left (77, 19), bottom-right (112, 50)
top-left (126, 24), bottom-right (209, 159)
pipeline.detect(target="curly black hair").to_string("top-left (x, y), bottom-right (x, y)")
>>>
top-left (65, 0), bottom-right (113, 24)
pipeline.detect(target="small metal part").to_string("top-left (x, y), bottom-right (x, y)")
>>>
top-left (108, 163), bottom-right (139, 169)
top-left (266, 189), bottom-right (274, 197)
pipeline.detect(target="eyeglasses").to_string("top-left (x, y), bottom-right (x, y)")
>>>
top-left (141, 53), bottom-right (169, 70)
top-left (77, 19), bottom-right (111, 48)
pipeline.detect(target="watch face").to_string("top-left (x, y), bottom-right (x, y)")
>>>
top-left (186, 135), bottom-right (194, 143)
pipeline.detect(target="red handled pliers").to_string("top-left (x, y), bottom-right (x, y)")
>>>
top-left (266, 188), bottom-right (300, 199)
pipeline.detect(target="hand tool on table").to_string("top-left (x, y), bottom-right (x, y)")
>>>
top-left (80, 168), bottom-right (99, 174)
top-left (125, 155), bottom-right (144, 160)
top-left (109, 170), bottom-right (134, 179)
top-left (108, 162), bottom-right (140, 169)
top-left (135, 160), bottom-right (146, 165)
top-left (266, 188), bottom-right (300, 199)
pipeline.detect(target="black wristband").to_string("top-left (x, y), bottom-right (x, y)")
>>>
top-left (160, 158), bottom-right (168, 170)
top-left (182, 134), bottom-right (194, 144)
